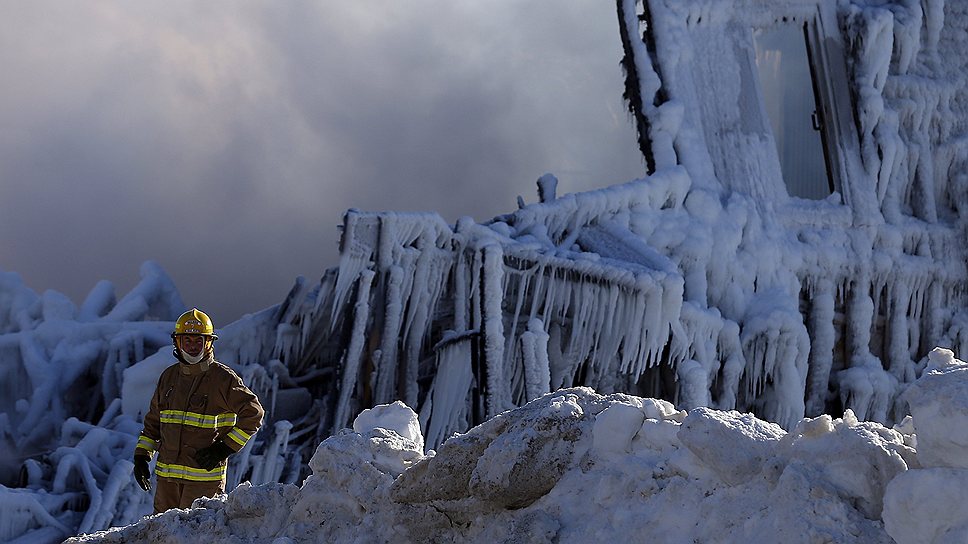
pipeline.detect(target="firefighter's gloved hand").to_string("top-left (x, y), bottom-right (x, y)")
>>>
top-left (134, 456), bottom-right (152, 492)
top-left (195, 440), bottom-right (234, 471)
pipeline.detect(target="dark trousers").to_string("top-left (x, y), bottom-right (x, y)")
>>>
top-left (153, 477), bottom-right (225, 513)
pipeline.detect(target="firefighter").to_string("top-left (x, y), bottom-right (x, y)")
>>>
top-left (132, 308), bottom-right (264, 513)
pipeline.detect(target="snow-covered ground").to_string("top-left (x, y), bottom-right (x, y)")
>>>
top-left (61, 347), bottom-right (968, 544)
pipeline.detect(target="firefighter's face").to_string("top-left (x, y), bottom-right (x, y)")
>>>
top-left (178, 334), bottom-right (206, 356)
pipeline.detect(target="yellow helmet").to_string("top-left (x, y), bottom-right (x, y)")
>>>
top-left (173, 308), bottom-right (218, 339)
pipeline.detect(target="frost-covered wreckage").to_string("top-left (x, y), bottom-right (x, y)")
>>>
top-left (315, 0), bottom-right (968, 438)
top-left (3, 0), bottom-right (968, 541)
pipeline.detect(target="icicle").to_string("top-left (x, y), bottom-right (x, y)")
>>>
top-left (805, 280), bottom-right (836, 417)
top-left (676, 359), bottom-right (708, 410)
top-left (593, 283), bottom-right (624, 390)
top-left (481, 244), bottom-right (506, 418)
top-left (422, 336), bottom-right (474, 449)
top-left (401, 235), bottom-right (437, 408)
top-left (502, 264), bottom-right (534, 375)
top-left (519, 325), bottom-right (545, 401)
top-left (926, 280), bottom-right (944, 358)
top-left (887, 280), bottom-right (912, 381)
top-left (374, 266), bottom-right (405, 405)
top-left (716, 320), bottom-right (744, 411)
top-left (332, 269), bottom-right (376, 434)
top-left (453, 250), bottom-right (469, 332)
top-left (252, 420), bottom-right (293, 485)
top-left (331, 210), bottom-right (376, 327)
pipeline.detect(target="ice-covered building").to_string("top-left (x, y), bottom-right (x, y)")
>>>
top-left (285, 0), bottom-right (968, 446)
top-left (3, 0), bottom-right (968, 541)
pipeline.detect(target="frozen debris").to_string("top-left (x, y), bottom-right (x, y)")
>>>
top-left (0, 264), bottom-right (314, 541)
top-left (536, 173), bottom-right (558, 203)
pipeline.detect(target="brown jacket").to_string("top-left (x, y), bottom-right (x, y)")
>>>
top-left (135, 359), bottom-right (264, 483)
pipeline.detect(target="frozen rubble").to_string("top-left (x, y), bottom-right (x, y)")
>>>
top-left (64, 351), bottom-right (968, 544)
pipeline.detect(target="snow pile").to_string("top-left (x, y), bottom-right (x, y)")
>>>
top-left (882, 347), bottom-right (968, 544)
top-left (76, 368), bottom-right (968, 544)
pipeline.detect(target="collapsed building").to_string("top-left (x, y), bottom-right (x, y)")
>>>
top-left (3, 0), bottom-right (968, 541)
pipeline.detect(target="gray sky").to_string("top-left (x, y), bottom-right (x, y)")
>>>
top-left (0, 1), bottom-right (646, 325)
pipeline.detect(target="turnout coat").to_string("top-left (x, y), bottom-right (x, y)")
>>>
top-left (135, 360), bottom-right (264, 483)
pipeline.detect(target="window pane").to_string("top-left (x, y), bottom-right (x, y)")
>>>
top-left (754, 23), bottom-right (831, 200)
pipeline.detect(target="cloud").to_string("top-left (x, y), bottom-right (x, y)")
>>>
top-left (0, 1), bottom-right (645, 322)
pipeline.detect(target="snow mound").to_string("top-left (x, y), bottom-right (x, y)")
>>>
top-left (881, 347), bottom-right (968, 544)
top-left (901, 347), bottom-right (968, 469)
top-left (68, 387), bottom-right (921, 543)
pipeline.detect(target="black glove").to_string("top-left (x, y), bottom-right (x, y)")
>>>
top-left (195, 440), bottom-right (234, 471)
top-left (134, 456), bottom-right (152, 492)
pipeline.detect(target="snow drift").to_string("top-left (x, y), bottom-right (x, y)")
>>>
top-left (63, 348), bottom-right (968, 543)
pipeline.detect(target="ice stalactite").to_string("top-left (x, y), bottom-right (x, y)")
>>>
top-left (101, 331), bottom-right (146, 415)
top-left (401, 233), bottom-right (451, 409)
top-left (331, 210), bottom-right (377, 327)
top-left (332, 269), bottom-right (375, 434)
top-left (804, 279), bottom-right (836, 417)
top-left (735, 291), bottom-right (810, 431)
top-left (482, 244), bottom-right (507, 419)
top-left (521, 319), bottom-right (551, 402)
top-left (420, 333), bottom-right (475, 450)
top-left (374, 265), bottom-right (405, 405)
top-left (251, 420), bottom-right (294, 486)
top-left (715, 320), bottom-right (745, 412)
top-left (887, 279), bottom-right (914, 382)
top-left (837, 276), bottom-right (899, 423)
top-left (674, 302), bottom-right (723, 410)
